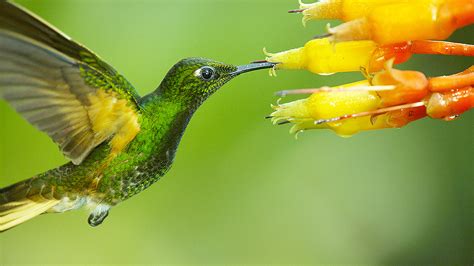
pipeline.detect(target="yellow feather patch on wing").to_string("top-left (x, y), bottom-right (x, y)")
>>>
top-left (87, 89), bottom-right (140, 159)
top-left (0, 2), bottom-right (143, 165)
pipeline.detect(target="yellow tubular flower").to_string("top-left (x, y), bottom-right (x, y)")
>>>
top-left (265, 38), bottom-right (378, 75)
top-left (328, 0), bottom-right (474, 44)
top-left (295, 0), bottom-right (409, 24)
top-left (271, 81), bottom-right (390, 137)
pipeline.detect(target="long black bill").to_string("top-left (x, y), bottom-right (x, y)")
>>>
top-left (231, 61), bottom-right (277, 76)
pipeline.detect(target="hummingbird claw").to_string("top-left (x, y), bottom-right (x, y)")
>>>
top-left (88, 205), bottom-right (110, 227)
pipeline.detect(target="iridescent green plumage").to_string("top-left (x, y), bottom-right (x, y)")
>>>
top-left (0, 0), bottom-right (275, 230)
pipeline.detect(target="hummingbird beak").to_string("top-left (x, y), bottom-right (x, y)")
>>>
top-left (230, 61), bottom-right (277, 76)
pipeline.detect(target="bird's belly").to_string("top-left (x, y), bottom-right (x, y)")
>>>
top-left (48, 195), bottom-right (112, 221)
top-left (97, 148), bottom-right (175, 205)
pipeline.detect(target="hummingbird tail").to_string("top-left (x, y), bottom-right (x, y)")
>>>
top-left (0, 178), bottom-right (60, 232)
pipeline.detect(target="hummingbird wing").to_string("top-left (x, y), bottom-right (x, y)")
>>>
top-left (0, 1), bottom-right (141, 165)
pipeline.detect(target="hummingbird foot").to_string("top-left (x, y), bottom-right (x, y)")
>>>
top-left (88, 204), bottom-right (111, 227)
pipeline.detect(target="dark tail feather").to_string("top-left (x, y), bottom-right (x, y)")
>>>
top-left (0, 178), bottom-right (59, 232)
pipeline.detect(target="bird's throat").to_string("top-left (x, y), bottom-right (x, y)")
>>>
top-left (138, 92), bottom-right (196, 169)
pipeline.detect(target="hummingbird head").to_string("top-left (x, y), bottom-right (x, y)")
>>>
top-left (155, 57), bottom-right (276, 109)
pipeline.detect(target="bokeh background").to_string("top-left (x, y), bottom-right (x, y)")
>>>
top-left (1, 0), bottom-right (473, 264)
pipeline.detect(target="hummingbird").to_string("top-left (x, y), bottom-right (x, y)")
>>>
top-left (0, 1), bottom-right (275, 231)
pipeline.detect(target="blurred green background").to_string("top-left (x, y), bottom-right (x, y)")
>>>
top-left (0, 0), bottom-right (473, 264)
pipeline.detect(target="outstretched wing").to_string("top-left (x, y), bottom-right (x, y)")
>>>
top-left (0, 1), bottom-right (141, 165)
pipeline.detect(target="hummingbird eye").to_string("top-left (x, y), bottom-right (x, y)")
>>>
top-left (196, 66), bottom-right (215, 81)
